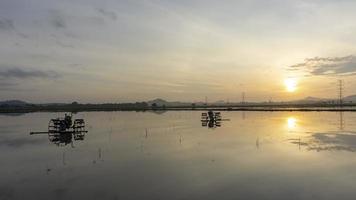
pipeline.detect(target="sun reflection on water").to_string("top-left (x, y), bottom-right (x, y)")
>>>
top-left (287, 117), bottom-right (297, 129)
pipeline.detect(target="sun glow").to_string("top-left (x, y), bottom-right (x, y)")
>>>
top-left (284, 78), bottom-right (298, 92)
top-left (287, 117), bottom-right (297, 129)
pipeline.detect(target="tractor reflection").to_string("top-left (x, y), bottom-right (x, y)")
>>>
top-left (201, 110), bottom-right (222, 129)
top-left (30, 113), bottom-right (88, 147)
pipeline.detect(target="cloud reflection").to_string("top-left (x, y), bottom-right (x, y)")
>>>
top-left (0, 137), bottom-right (45, 148)
top-left (290, 131), bottom-right (356, 152)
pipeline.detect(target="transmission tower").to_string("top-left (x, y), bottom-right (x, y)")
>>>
top-left (242, 92), bottom-right (245, 104)
top-left (338, 80), bottom-right (344, 106)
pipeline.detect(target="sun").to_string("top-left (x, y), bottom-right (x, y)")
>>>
top-left (284, 78), bottom-right (297, 92)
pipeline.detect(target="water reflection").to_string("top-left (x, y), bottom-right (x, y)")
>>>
top-left (288, 112), bottom-right (356, 152)
top-left (201, 120), bottom-right (221, 128)
top-left (47, 131), bottom-right (85, 147)
top-left (93, 148), bottom-right (104, 164)
top-left (3, 111), bottom-right (356, 200)
top-left (201, 111), bottom-right (224, 128)
top-left (289, 131), bottom-right (356, 152)
top-left (339, 111), bottom-right (345, 131)
top-left (287, 117), bottom-right (297, 130)
top-left (30, 114), bottom-right (87, 147)
top-left (302, 132), bottom-right (356, 152)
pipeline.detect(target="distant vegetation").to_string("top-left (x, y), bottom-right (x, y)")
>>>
top-left (1, 96), bottom-right (356, 113)
top-left (0, 101), bottom-right (150, 113)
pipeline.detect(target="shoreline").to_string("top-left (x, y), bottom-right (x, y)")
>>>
top-left (1, 106), bottom-right (356, 113)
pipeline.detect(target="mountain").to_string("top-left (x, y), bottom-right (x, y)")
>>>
top-left (147, 98), bottom-right (169, 106)
top-left (303, 96), bottom-right (327, 101)
top-left (147, 98), bottom-right (193, 107)
top-left (289, 95), bottom-right (356, 104)
top-left (343, 95), bottom-right (356, 103)
top-left (213, 100), bottom-right (226, 104)
top-left (284, 96), bottom-right (328, 104)
top-left (297, 95), bottom-right (356, 103)
top-left (0, 100), bottom-right (28, 106)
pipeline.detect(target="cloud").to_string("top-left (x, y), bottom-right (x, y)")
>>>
top-left (288, 55), bottom-right (356, 76)
top-left (0, 18), bottom-right (30, 39)
top-left (68, 63), bottom-right (86, 70)
top-left (0, 81), bottom-right (18, 91)
top-left (49, 10), bottom-right (67, 29)
top-left (0, 186), bottom-right (14, 200)
top-left (96, 8), bottom-right (117, 21)
top-left (0, 68), bottom-right (60, 79)
top-left (53, 188), bottom-right (69, 199)
top-left (55, 40), bottom-right (75, 48)
top-left (0, 18), bottom-right (14, 30)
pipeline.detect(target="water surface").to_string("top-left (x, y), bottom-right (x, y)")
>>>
top-left (1, 111), bottom-right (356, 200)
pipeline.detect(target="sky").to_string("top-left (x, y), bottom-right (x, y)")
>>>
top-left (1, 0), bottom-right (356, 103)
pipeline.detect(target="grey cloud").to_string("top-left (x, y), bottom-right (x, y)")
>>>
top-left (0, 84), bottom-right (35, 92)
top-left (0, 18), bottom-right (14, 30)
top-left (48, 9), bottom-right (106, 32)
top-left (0, 186), bottom-right (14, 200)
top-left (50, 34), bottom-right (75, 48)
top-left (49, 10), bottom-right (67, 29)
top-left (53, 188), bottom-right (69, 200)
top-left (304, 56), bottom-right (354, 62)
top-left (288, 55), bottom-right (356, 76)
top-left (68, 63), bottom-right (86, 70)
top-left (16, 32), bottom-right (29, 39)
top-left (0, 113), bottom-right (26, 116)
top-left (96, 8), bottom-right (117, 20)
top-left (52, 18), bottom-right (66, 29)
top-left (56, 40), bottom-right (75, 48)
top-left (0, 81), bottom-right (18, 91)
top-left (0, 18), bottom-right (30, 39)
top-left (0, 68), bottom-right (60, 79)
top-left (0, 81), bottom-right (17, 86)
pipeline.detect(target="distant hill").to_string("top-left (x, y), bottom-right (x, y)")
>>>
top-left (147, 98), bottom-right (193, 107)
top-left (147, 96), bottom-right (356, 107)
top-left (213, 100), bottom-right (226, 104)
top-left (0, 100), bottom-right (28, 106)
top-left (303, 96), bottom-right (327, 101)
top-left (147, 98), bottom-right (169, 106)
top-left (1, 95), bottom-right (355, 108)
top-left (344, 95), bottom-right (356, 103)
top-left (288, 96), bottom-right (331, 104)
top-left (289, 95), bottom-right (356, 104)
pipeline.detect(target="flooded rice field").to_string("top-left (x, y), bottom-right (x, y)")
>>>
top-left (1, 111), bottom-right (356, 200)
